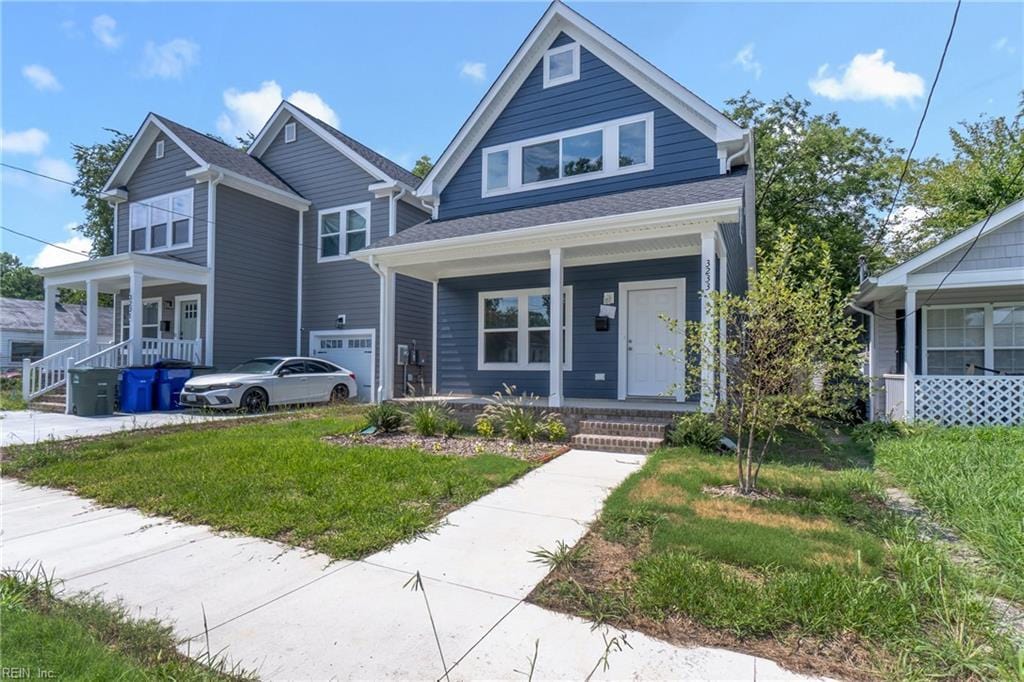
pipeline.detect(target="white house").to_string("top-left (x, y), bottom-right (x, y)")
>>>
top-left (1, 297), bottom-right (114, 370)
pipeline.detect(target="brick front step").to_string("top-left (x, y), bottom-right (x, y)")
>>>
top-left (29, 398), bottom-right (66, 413)
top-left (578, 419), bottom-right (667, 438)
top-left (571, 433), bottom-right (665, 454)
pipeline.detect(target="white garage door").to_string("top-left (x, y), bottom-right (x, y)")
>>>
top-left (313, 334), bottom-right (374, 401)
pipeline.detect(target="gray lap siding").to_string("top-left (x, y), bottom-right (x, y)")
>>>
top-left (213, 185), bottom-right (297, 368)
top-left (436, 256), bottom-right (699, 399)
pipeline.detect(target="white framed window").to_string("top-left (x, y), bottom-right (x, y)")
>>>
top-left (543, 42), bottom-right (580, 88)
top-left (120, 298), bottom-right (162, 341)
top-left (155, 140), bottom-right (165, 159)
top-left (318, 202), bottom-right (371, 262)
top-left (127, 189), bottom-right (193, 253)
top-left (480, 112), bottom-right (654, 198)
top-left (923, 303), bottom-right (1024, 375)
top-left (478, 286), bottom-right (573, 371)
top-left (284, 122), bottom-right (297, 143)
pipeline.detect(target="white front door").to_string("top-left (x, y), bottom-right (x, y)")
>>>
top-left (625, 285), bottom-right (679, 397)
top-left (175, 295), bottom-right (200, 341)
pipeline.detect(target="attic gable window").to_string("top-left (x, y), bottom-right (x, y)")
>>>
top-left (155, 140), bottom-right (165, 159)
top-left (284, 122), bottom-right (297, 143)
top-left (543, 42), bottom-right (580, 88)
top-left (481, 112), bottom-right (653, 198)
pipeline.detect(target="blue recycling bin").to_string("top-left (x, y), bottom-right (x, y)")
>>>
top-left (119, 368), bottom-right (157, 413)
top-left (155, 367), bottom-right (193, 410)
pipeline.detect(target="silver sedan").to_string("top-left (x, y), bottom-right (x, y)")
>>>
top-left (180, 356), bottom-right (358, 412)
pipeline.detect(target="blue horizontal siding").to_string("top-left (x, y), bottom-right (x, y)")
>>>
top-left (436, 256), bottom-right (699, 398)
top-left (438, 34), bottom-right (720, 220)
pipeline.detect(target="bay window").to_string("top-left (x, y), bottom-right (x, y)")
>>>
top-left (127, 189), bottom-right (193, 253)
top-left (923, 303), bottom-right (1024, 375)
top-left (318, 202), bottom-right (370, 262)
top-left (481, 112), bottom-right (653, 198)
top-left (479, 287), bottom-right (573, 370)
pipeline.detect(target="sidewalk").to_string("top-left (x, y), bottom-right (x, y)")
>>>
top-left (1, 450), bottom-right (816, 680)
top-left (0, 409), bottom-right (237, 447)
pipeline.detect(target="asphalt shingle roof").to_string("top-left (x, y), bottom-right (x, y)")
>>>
top-left (153, 115), bottom-right (299, 195)
top-left (367, 174), bottom-right (746, 250)
top-left (1, 297), bottom-right (114, 335)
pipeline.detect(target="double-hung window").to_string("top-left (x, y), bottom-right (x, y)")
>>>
top-left (318, 202), bottom-right (370, 262)
top-left (479, 287), bottom-right (573, 370)
top-left (120, 298), bottom-right (162, 341)
top-left (127, 189), bottom-right (193, 253)
top-left (923, 303), bottom-right (1024, 375)
top-left (481, 112), bottom-right (653, 197)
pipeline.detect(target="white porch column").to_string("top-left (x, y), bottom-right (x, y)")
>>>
top-left (43, 284), bottom-right (57, 356)
top-left (699, 230), bottom-right (717, 412)
top-left (431, 280), bottom-right (438, 395)
top-left (378, 266), bottom-right (395, 401)
top-left (128, 270), bottom-right (144, 365)
top-left (548, 248), bottom-right (564, 408)
top-left (903, 288), bottom-right (916, 422)
top-left (85, 279), bottom-right (99, 355)
top-left (718, 245), bottom-right (728, 404)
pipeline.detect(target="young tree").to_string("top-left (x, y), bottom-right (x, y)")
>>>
top-left (70, 129), bottom-right (132, 257)
top-left (0, 252), bottom-right (43, 300)
top-left (411, 155), bottom-right (434, 179)
top-left (664, 229), bottom-right (864, 494)
top-left (726, 93), bottom-right (903, 291)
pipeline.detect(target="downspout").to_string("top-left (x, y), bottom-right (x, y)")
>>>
top-left (205, 171), bottom-right (224, 366)
top-left (368, 254), bottom-right (386, 404)
top-left (296, 208), bottom-right (306, 355)
top-left (388, 187), bottom-right (407, 237)
top-left (724, 141), bottom-right (749, 173)
top-left (849, 303), bottom-right (876, 421)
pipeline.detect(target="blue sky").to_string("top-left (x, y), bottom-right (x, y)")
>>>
top-left (2, 1), bottom-right (1021, 267)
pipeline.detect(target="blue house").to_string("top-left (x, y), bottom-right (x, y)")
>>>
top-left (356, 1), bottom-right (755, 410)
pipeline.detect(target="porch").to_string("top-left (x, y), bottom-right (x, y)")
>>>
top-left (24, 254), bottom-right (209, 402)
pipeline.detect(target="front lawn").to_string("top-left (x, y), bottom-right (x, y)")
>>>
top-left (874, 426), bottom-right (1024, 601)
top-left (530, 435), bottom-right (1020, 680)
top-left (1, 410), bottom-right (533, 559)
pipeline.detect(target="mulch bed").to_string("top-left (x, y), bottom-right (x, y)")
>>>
top-left (325, 431), bottom-right (568, 462)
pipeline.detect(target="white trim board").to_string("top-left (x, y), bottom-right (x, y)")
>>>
top-left (102, 114), bottom-right (207, 193)
top-left (308, 328), bottom-right (377, 402)
top-left (617, 277), bottom-right (686, 402)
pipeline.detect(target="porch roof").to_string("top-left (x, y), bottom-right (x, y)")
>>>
top-left (33, 253), bottom-right (210, 293)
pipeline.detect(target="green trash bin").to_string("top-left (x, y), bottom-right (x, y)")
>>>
top-left (69, 367), bottom-right (122, 416)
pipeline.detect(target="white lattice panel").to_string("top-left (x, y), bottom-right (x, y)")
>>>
top-left (914, 376), bottom-right (1024, 426)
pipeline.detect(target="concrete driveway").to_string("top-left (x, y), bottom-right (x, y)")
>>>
top-left (1, 450), bottom-right (817, 680)
top-left (0, 409), bottom-right (236, 447)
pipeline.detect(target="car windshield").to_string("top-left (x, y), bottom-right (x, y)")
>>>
top-left (229, 358), bottom-right (282, 374)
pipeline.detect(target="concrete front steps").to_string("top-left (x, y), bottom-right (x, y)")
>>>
top-left (571, 418), bottom-right (669, 454)
top-left (29, 388), bottom-right (66, 413)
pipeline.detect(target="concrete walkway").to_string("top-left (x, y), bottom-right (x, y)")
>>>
top-left (1, 450), bottom-right (816, 681)
top-left (0, 409), bottom-right (236, 447)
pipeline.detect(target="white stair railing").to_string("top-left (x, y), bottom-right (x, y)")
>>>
top-left (21, 341), bottom-right (87, 402)
top-left (72, 339), bottom-right (132, 370)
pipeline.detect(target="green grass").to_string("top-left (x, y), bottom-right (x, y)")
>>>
top-left (1, 412), bottom-right (533, 559)
top-left (1, 566), bottom-right (242, 680)
top-left (875, 426), bottom-right (1024, 600)
top-left (533, 442), bottom-right (1021, 680)
top-left (0, 378), bottom-right (28, 410)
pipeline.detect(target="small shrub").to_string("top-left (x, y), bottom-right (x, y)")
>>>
top-left (543, 417), bottom-right (568, 442)
top-left (364, 402), bottom-right (404, 433)
top-left (482, 384), bottom-right (555, 443)
top-left (410, 402), bottom-right (453, 437)
top-left (474, 415), bottom-right (495, 439)
top-left (440, 417), bottom-right (461, 438)
top-left (530, 540), bottom-right (590, 571)
top-left (851, 419), bottom-right (910, 446)
top-left (668, 413), bottom-right (723, 451)
top-left (503, 409), bottom-right (544, 442)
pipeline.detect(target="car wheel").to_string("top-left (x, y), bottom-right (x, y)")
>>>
top-left (241, 387), bottom-right (269, 413)
top-left (330, 383), bottom-right (350, 403)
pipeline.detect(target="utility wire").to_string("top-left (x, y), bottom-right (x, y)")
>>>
top-left (1, 224), bottom-right (93, 258)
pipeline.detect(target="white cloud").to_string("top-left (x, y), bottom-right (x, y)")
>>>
top-left (31, 224), bottom-right (91, 268)
top-left (216, 81), bottom-right (339, 139)
top-left (22, 64), bottom-right (62, 91)
top-left (992, 37), bottom-right (1016, 54)
top-left (0, 128), bottom-right (50, 155)
top-left (732, 44), bottom-right (763, 79)
top-left (35, 158), bottom-right (76, 184)
top-left (140, 39), bottom-right (200, 79)
top-left (459, 61), bottom-right (487, 82)
top-left (809, 49), bottom-right (924, 105)
top-left (92, 14), bottom-right (122, 50)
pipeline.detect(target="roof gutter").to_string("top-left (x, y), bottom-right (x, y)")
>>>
top-left (725, 135), bottom-right (750, 172)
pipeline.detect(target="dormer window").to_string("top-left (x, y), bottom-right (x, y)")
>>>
top-left (543, 42), bottom-right (580, 88)
top-left (155, 140), bottom-right (165, 159)
top-left (284, 122), bottom-right (297, 143)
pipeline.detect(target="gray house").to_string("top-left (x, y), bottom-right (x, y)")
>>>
top-left (29, 106), bottom-right (430, 403)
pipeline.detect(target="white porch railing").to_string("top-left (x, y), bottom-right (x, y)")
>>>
top-left (21, 341), bottom-right (87, 401)
top-left (913, 375), bottom-right (1024, 426)
top-left (141, 338), bottom-right (203, 365)
top-left (72, 340), bottom-right (132, 370)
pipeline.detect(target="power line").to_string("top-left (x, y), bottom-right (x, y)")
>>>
top-left (1, 225), bottom-right (93, 258)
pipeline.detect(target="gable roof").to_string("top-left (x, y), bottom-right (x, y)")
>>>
top-left (415, 0), bottom-right (749, 199)
top-left (1, 297), bottom-right (114, 335)
top-left (247, 101), bottom-right (421, 188)
top-left (102, 113), bottom-right (298, 197)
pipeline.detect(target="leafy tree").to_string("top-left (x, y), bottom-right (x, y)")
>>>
top-left (0, 252), bottom-right (43, 300)
top-left (411, 155), bottom-right (434, 179)
top-left (236, 131), bottom-right (256, 151)
top-left (898, 99), bottom-right (1024, 259)
top-left (70, 129), bottom-right (132, 257)
top-left (663, 229), bottom-right (863, 494)
top-left (726, 93), bottom-right (902, 291)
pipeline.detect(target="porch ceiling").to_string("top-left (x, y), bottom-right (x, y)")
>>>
top-left (33, 253), bottom-right (210, 293)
